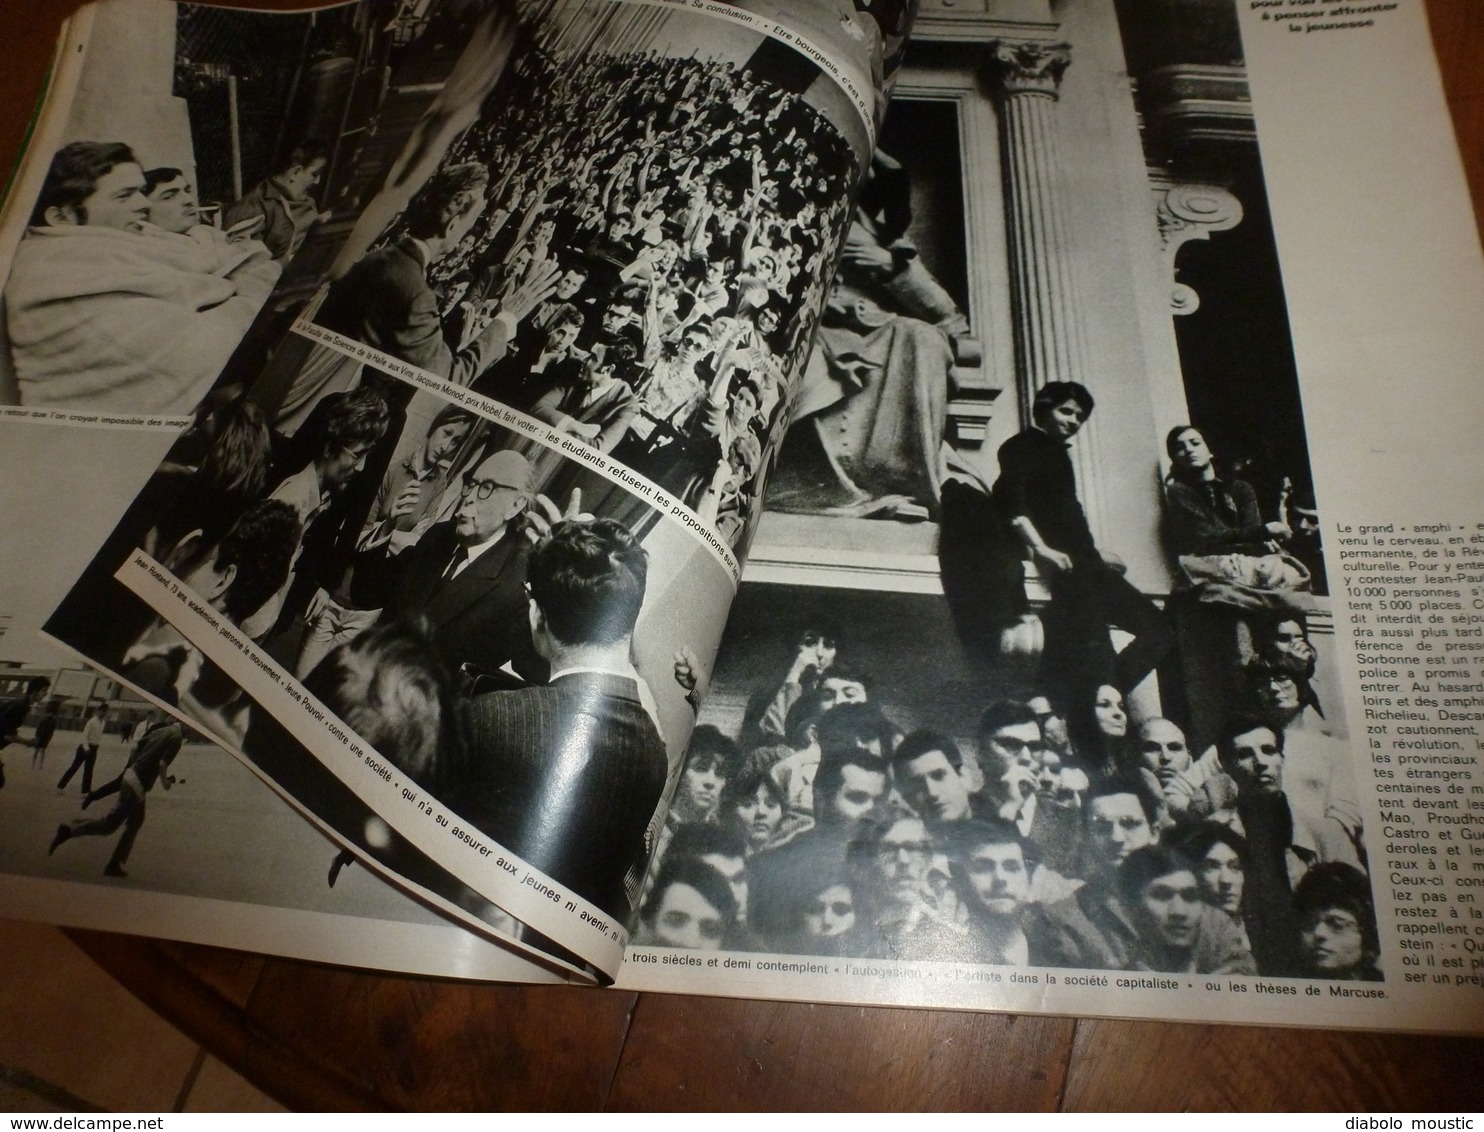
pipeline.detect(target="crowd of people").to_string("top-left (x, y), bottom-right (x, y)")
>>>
top-left (647, 613), bottom-right (1375, 979)
top-left (46, 355), bottom-right (680, 921)
top-left (317, 41), bottom-right (858, 546)
top-left (646, 379), bottom-right (1363, 979)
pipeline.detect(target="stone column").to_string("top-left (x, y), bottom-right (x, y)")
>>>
top-left (985, 39), bottom-right (1108, 538)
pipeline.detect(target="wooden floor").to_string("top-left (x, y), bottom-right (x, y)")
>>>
top-left (2, 0), bottom-right (1484, 1112)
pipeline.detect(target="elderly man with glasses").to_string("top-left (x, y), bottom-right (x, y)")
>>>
top-left (374, 447), bottom-right (547, 687)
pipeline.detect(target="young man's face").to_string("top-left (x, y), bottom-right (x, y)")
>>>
top-left (1198, 841), bottom-right (1244, 915)
top-left (984, 722), bottom-right (1043, 778)
top-left (897, 749), bottom-right (972, 824)
top-left (677, 757), bottom-right (724, 820)
top-left (320, 440), bottom-right (375, 494)
top-left (1139, 869), bottom-right (1202, 951)
top-left (146, 176), bottom-right (199, 234)
top-left (873, 817), bottom-right (932, 899)
top-left (966, 841), bottom-right (1031, 915)
top-left (281, 157), bottom-right (326, 200)
top-left (545, 321), bottom-right (581, 354)
top-left (1301, 905), bottom-right (1366, 974)
top-left (803, 883), bottom-right (855, 939)
top-left (1026, 695), bottom-right (1070, 752)
top-left (1224, 726), bottom-right (1285, 798)
top-left (554, 271), bottom-right (587, 300)
top-left (1137, 719), bottom-right (1192, 789)
top-left (1168, 428), bottom-right (1212, 474)
top-left (818, 676), bottom-right (865, 707)
top-left (1255, 672), bottom-right (1303, 717)
top-left (603, 304), bottom-right (638, 337)
top-left (823, 763), bottom-right (886, 824)
top-left (74, 162), bottom-right (150, 232)
top-left (649, 882), bottom-right (726, 949)
top-left (1036, 397), bottom-right (1087, 441)
top-left (1085, 793), bottom-right (1154, 869)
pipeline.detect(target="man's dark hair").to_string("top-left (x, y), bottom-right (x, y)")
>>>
top-left (1116, 844), bottom-right (1197, 909)
top-left (683, 724), bottom-right (739, 778)
top-left (143, 167), bottom-right (186, 195)
top-left (666, 819), bottom-right (747, 864)
top-left (944, 816), bottom-right (1034, 864)
top-left (816, 702), bottom-right (893, 760)
top-left (198, 398), bottom-right (273, 502)
top-left (813, 746), bottom-right (890, 823)
top-left (33, 141), bottom-right (139, 225)
top-left (1294, 862), bottom-right (1380, 965)
top-left (1247, 652), bottom-right (1317, 686)
top-left (25, 676), bottom-right (50, 697)
top-left (282, 139), bottom-right (328, 172)
top-left (892, 729), bottom-right (964, 774)
top-left (527, 518), bottom-right (647, 646)
top-left (1215, 716), bottom-right (1285, 767)
top-left (319, 388), bottom-right (391, 457)
top-left (1168, 820), bottom-right (1249, 867)
top-left (1085, 772), bottom-right (1162, 828)
top-left (604, 340), bottom-right (643, 388)
top-left (817, 658), bottom-right (871, 695)
top-left (639, 852), bottom-right (738, 929)
top-left (1032, 381), bottom-right (1095, 420)
top-left (782, 686), bottom-right (831, 750)
top-left (303, 615), bottom-right (460, 787)
top-left (976, 700), bottom-right (1038, 742)
top-left (214, 500), bottom-right (302, 621)
top-left (403, 161), bottom-right (489, 241)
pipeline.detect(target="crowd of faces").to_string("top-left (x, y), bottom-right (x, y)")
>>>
top-left (405, 43), bottom-right (857, 545)
top-left (637, 625), bottom-right (1379, 982)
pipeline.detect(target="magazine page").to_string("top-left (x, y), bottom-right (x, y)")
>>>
top-left (0, 0), bottom-right (594, 984)
top-left (0, 415), bottom-right (569, 984)
top-left (30, 0), bottom-right (900, 980)
top-left (617, 0), bottom-right (1484, 1033)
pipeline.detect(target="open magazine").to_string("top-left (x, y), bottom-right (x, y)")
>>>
top-left (0, 0), bottom-right (1481, 1030)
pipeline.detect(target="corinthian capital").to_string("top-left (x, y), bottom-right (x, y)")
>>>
top-left (987, 41), bottom-right (1072, 97)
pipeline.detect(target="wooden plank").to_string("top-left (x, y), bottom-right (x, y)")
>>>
top-left (608, 995), bottom-right (1076, 1111)
top-left (1062, 1019), bottom-right (1484, 1111)
top-left (241, 962), bottom-right (637, 1111)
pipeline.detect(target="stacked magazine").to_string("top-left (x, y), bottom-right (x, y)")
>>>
top-left (0, 0), bottom-right (1481, 1032)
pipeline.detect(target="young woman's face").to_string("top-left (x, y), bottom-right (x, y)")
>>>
top-left (1094, 685), bottom-right (1127, 739)
top-left (734, 782), bottom-right (783, 849)
top-left (1169, 428), bottom-right (1213, 473)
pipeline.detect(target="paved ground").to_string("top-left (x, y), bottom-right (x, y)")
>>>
top-left (0, 726), bottom-right (447, 926)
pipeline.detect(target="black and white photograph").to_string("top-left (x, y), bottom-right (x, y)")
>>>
top-left (0, 0), bottom-right (346, 414)
top-left (280, 0), bottom-right (866, 551)
top-left (637, 0), bottom-right (1378, 986)
top-left (42, 363), bottom-right (735, 971)
top-left (0, 415), bottom-right (563, 982)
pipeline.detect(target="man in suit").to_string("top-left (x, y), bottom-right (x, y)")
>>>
top-left (382, 448), bottom-right (544, 685)
top-left (457, 518), bottom-right (667, 921)
top-left (314, 160), bottom-right (557, 388)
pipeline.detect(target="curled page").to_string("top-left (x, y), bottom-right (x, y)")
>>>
top-left (32, 0), bottom-right (903, 981)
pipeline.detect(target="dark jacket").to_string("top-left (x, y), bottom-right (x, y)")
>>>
top-left (458, 671), bottom-right (668, 919)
